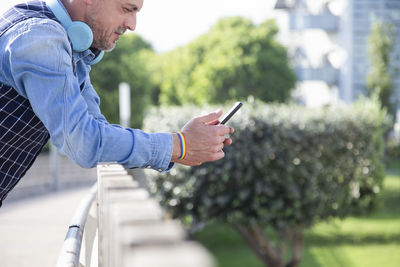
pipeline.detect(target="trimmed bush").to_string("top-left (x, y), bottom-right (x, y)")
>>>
top-left (143, 98), bottom-right (390, 267)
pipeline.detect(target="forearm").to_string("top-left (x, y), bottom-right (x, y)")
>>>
top-left (58, 120), bottom-right (173, 171)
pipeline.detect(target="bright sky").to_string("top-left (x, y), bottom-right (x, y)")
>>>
top-left (135, 0), bottom-right (275, 52)
top-left (1, 0), bottom-right (276, 52)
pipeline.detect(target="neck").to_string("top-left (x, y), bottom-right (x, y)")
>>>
top-left (60, 0), bottom-right (86, 22)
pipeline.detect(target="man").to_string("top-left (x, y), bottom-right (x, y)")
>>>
top-left (0, 0), bottom-right (234, 206)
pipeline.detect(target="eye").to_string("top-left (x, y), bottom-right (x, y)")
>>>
top-left (123, 6), bottom-right (138, 13)
top-left (123, 7), bottom-right (133, 13)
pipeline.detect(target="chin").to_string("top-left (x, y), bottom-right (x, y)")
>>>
top-left (104, 43), bottom-right (116, 52)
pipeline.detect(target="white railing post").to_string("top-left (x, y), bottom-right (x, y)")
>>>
top-left (119, 82), bottom-right (130, 128)
top-left (97, 164), bottom-right (216, 267)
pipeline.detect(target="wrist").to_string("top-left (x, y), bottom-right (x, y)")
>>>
top-left (171, 133), bottom-right (181, 162)
top-left (176, 132), bottom-right (187, 160)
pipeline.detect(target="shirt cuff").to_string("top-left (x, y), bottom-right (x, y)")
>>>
top-left (118, 129), bottom-right (175, 172)
top-left (150, 132), bottom-right (175, 172)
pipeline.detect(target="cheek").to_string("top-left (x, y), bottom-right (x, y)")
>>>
top-left (104, 8), bottom-right (122, 24)
top-left (95, 8), bottom-right (117, 28)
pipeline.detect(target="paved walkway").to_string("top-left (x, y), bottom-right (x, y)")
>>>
top-left (0, 186), bottom-right (93, 267)
top-left (5, 152), bottom-right (97, 202)
top-left (0, 152), bottom-right (98, 267)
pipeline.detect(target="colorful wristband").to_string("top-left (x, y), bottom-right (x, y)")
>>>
top-left (176, 132), bottom-right (187, 160)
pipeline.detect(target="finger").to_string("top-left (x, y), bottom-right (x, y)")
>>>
top-left (206, 119), bottom-right (220, 126)
top-left (213, 124), bottom-right (233, 136)
top-left (214, 135), bottom-right (226, 144)
top-left (212, 143), bottom-right (225, 153)
top-left (223, 138), bottom-right (232, 146)
top-left (210, 150), bottom-right (225, 161)
top-left (205, 135), bottom-right (226, 146)
top-left (196, 110), bottom-right (223, 124)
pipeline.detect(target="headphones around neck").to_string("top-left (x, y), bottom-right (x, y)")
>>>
top-left (46, 0), bottom-right (104, 64)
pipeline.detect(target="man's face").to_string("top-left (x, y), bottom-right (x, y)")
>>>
top-left (86, 0), bottom-right (144, 51)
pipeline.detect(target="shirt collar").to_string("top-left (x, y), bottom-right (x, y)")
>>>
top-left (73, 48), bottom-right (99, 65)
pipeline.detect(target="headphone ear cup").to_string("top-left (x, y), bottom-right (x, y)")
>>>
top-left (67, 21), bottom-right (93, 52)
top-left (90, 51), bottom-right (104, 65)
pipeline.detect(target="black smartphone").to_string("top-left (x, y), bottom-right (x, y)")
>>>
top-left (220, 102), bottom-right (243, 125)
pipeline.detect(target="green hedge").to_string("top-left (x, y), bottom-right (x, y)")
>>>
top-left (143, 99), bottom-right (390, 229)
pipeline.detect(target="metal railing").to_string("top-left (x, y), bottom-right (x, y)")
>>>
top-left (56, 163), bottom-right (216, 267)
top-left (56, 183), bottom-right (98, 267)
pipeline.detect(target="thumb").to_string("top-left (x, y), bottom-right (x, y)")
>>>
top-left (197, 109), bottom-right (223, 124)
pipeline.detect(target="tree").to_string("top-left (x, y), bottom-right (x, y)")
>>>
top-left (366, 20), bottom-right (397, 120)
top-left (156, 17), bottom-right (296, 106)
top-left (90, 34), bottom-right (157, 128)
top-left (143, 99), bottom-right (389, 267)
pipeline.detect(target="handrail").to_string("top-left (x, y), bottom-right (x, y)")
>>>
top-left (56, 183), bottom-right (98, 267)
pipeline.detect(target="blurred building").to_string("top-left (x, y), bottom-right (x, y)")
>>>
top-left (272, 0), bottom-right (400, 107)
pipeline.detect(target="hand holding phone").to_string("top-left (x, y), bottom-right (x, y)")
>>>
top-left (220, 101), bottom-right (243, 125)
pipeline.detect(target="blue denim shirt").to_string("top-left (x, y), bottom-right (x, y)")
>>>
top-left (0, 16), bottom-right (173, 171)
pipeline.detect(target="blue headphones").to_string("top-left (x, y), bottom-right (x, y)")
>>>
top-left (47, 0), bottom-right (104, 64)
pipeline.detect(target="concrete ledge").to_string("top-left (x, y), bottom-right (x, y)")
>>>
top-left (123, 242), bottom-right (215, 267)
top-left (97, 163), bottom-right (215, 267)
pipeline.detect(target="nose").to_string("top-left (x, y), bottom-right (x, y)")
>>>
top-left (124, 14), bottom-right (137, 31)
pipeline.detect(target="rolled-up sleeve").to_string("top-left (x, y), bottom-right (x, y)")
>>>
top-left (2, 18), bottom-right (173, 171)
